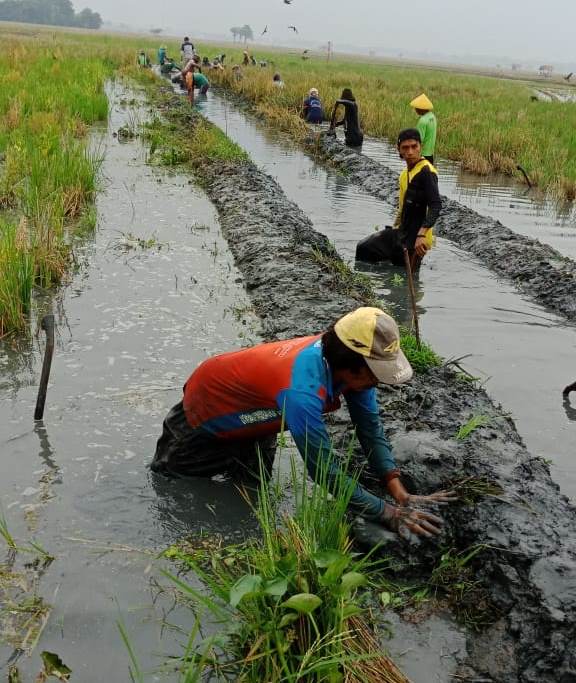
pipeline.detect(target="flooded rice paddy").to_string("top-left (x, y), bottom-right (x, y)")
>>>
top-left (1, 79), bottom-right (575, 681)
top-left (195, 92), bottom-right (576, 498)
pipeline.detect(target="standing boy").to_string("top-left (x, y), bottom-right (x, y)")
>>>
top-left (410, 93), bottom-right (437, 164)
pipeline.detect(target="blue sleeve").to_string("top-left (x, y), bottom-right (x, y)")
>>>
top-left (345, 389), bottom-right (397, 476)
top-left (279, 388), bottom-right (385, 519)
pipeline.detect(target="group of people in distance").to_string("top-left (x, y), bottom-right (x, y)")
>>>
top-left (144, 43), bottom-right (450, 541)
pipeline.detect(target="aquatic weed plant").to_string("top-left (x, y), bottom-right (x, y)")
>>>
top-left (160, 453), bottom-right (408, 682)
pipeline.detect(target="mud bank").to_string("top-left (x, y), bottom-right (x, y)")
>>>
top-left (158, 93), bottom-right (576, 681)
top-left (311, 134), bottom-right (576, 323)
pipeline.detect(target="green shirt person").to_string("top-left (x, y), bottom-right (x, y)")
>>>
top-left (193, 72), bottom-right (210, 94)
top-left (410, 93), bottom-right (437, 164)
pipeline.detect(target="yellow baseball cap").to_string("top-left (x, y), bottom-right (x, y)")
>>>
top-left (334, 307), bottom-right (413, 385)
top-left (410, 93), bottom-right (434, 110)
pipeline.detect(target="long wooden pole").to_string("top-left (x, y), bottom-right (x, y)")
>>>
top-left (403, 248), bottom-right (421, 350)
top-left (34, 315), bottom-right (55, 421)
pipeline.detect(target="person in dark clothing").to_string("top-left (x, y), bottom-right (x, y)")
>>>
top-left (356, 129), bottom-right (441, 270)
top-left (302, 87), bottom-right (324, 123)
top-left (328, 88), bottom-right (364, 147)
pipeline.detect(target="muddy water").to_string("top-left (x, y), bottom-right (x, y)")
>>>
top-left (359, 136), bottom-right (576, 259)
top-left (196, 93), bottom-right (576, 499)
top-left (0, 84), bottom-right (262, 680)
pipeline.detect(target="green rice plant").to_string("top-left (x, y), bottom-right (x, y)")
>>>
top-left (162, 449), bottom-right (408, 682)
top-left (455, 414), bottom-right (491, 440)
top-left (117, 609), bottom-right (145, 683)
top-left (0, 220), bottom-right (34, 336)
top-left (449, 476), bottom-right (504, 504)
top-left (0, 505), bottom-right (17, 549)
top-left (399, 330), bottom-right (442, 373)
top-left (310, 245), bottom-right (379, 305)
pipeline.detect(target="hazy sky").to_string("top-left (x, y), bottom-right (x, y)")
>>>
top-left (84, 0), bottom-right (576, 63)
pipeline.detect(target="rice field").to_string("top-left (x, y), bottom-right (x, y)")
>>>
top-left (0, 26), bottom-right (140, 335)
top-left (196, 44), bottom-right (576, 200)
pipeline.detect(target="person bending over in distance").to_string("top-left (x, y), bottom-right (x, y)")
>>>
top-left (356, 129), bottom-right (441, 271)
top-left (160, 57), bottom-right (181, 76)
top-left (328, 88), bottom-right (364, 147)
top-left (272, 73), bottom-right (285, 88)
top-left (410, 93), bottom-right (437, 164)
top-left (302, 87), bottom-right (324, 124)
top-left (152, 307), bottom-right (455, 539)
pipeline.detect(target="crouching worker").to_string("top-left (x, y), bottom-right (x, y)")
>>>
top-left (356, 129), bottom-right (441, 270)
top-left (152, 307), bottom-right (455, 539)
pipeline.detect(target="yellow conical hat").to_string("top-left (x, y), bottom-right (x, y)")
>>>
top-left (410, 93), bottom-right (433, 110)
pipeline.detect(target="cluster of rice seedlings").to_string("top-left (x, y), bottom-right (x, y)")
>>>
top-left (157, 452), bottom-right (409, 682)
top-left (455, 414), bottom-right (491, 440)
top-left (399, 329), bottom-right (442, 374)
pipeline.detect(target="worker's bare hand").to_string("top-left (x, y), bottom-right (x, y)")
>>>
top-left (406, 489), bottom-right (458, 507)
top-left (380, 503), bottom-right (443, 539)
top-left (414, 236), bottom-right (429, 257)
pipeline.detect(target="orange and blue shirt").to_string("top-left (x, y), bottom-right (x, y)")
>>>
top-left (183, 335), bottom-right (397, 517)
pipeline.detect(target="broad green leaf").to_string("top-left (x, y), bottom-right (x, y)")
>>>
top-left (339, 572), bottom-right (366, 595)
top-left (278, 612), bottom-right (300, 629)
top-left (229, 574), bottom-right (262, 608)
top-left (281, 593), bottom-right (322, 614)
top-left (380, 591), bottom-right (392, 607)
top-left (40, 651), bottom-right (72, 680)
top-left (313, 550), bottom-right (349, 569)
top-left (264, 577), bottom-right (289, 598)
top-left (320, 557), bottom-right (350, 586)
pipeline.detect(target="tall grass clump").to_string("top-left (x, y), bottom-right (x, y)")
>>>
top-left (162, 452), bottom-right (408, 682)
top-left (0, 27), bottom-right (136, 335)
top-left (0, 220), bottom-right (34, 335)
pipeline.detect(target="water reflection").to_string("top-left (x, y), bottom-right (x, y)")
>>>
top-left (563, 396), bottom-right (576, 422)
top-left (149, 471), bottom-right (259, 540)
top-left (356, 260), bottom-right (426, 327)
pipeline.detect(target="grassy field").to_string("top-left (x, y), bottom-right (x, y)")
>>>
top-left (189, 43), bottom-right (576, 200)
top-left (0, 25), bottom-right (148, 335)
top-left (2, 25), bottom-right (574, 337)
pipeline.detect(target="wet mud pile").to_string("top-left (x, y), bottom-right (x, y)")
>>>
top-left (161, 95), bottom-right (576, 681)
top-left (310, 134), bottom-right (576, 323)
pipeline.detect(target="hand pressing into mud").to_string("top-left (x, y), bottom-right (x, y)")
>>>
top-left (404, 489), bottom-right (458, 508)
top-left (380, 502), bottom-right (444, 540)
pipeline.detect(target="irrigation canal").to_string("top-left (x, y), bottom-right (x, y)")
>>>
top-left (0, 81), bottom-right (574, 681)
top-left (194, 90), bottom-right (576, 498)
top-left (0, 84), bottom-right (265, 680)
